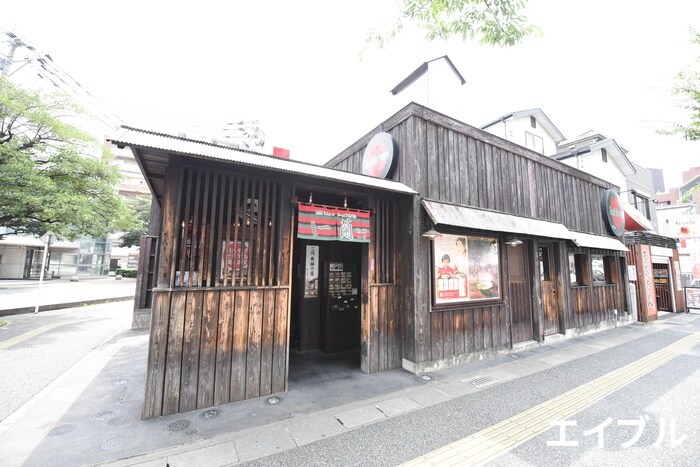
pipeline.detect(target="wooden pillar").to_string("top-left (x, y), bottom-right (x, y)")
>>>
top-left (528, 238), bottom-right (544, 341)
top-left (556, 241), bottom-right (571, 332)
top-left (670, 248), bottom-right (686, 312)
top-left (142, 155), bottom-right (181, 419)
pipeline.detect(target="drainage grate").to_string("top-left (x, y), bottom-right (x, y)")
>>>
top-left (167, 420), bottom-right (191, 432)
top-left (101, 436), bottom-right (128, 451)
top-left (463, 375), bottom-right (497, 388)
top-left (48, 424), bottom-right (76, 436)
top-left (199, 408), bottom-right (221, 420)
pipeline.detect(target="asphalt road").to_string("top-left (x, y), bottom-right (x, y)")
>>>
top-left (241, 318), bottom-right (700, 466)
top-left (0, 302), bottom-right (132, 421)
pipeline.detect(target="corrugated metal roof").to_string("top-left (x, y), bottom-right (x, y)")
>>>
top-left (109, 126), bottom-right (417, 195)
top-left (422, 200), bottom-right (576, 240)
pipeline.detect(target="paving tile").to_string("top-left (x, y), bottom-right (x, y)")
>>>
top-left (334, 405), bottom-right (386, 429)
top-left (167, 441), bottom-right (238, 467)
top-left (434, 380), bottom-right (479, 396)
top-left (375, 396), bottom-right (422, 417)
top-left (285, 414), bottom-right (347, 446)
top-left (500, 359), bottom-right (551, 376)
top-left (234, 425), bottom-right (296, 462)
top-left (407, 387), bottom-right (453, 407)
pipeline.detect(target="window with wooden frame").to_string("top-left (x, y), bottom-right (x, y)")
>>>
top-left (172, 167), bottom-right (281, 288)
top-left (569, 253), bottom-right (590, 287)
top-left (591, 254), bottom-right (618, 285)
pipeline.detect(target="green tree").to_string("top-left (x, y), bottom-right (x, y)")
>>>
top-left (670, 31), bottom-right (700, 140)
top-left (367, 0), bottom-right (536, 49)
top-left (119, 196), bottom-right (151, 247)
top-left (0, 76), bottom-right (136, 240)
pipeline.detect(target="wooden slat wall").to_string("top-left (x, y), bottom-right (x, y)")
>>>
top-left (142, 160), bottom-right (293, 419)
top-left (144, 287), bottom-right (289, 418)
top-left (569, 285), bottom-right (619, 329)
top-left (427, 304), bottom-right (510, 360)
top-left (367, 284), bottom-right (401, 372)
top-left (326, 112), bottom-right (613, 236)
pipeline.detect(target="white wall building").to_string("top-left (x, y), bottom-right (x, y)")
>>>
top-left (389, 55), bottom-right (466, 119)
top-left (481, 108), bottom-right (565, 156)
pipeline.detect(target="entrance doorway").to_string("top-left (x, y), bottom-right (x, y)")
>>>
top-left (653, 262), bottom-right (672, 311)
top-left (508, 242), bottom-right (534, 342)
top-left (289, 191), bottom-right (367, 383)
top-left (539, 243), bottom-right (561, 335)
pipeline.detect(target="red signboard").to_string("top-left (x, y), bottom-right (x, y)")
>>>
top-left (297, 203), bottom-right (370, 243)
top-left (273, 147), bottom-right (290, 159)
top-left (601, 189), bottom-right (625, 237)
top-left (361, 132), bottom-right (397, 178)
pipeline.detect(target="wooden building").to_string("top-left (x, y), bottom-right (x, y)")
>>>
top-left (112, 102), bottom-right (632, 419)
top-left (623, 232), bottom-right (686, 320)
top-left (325, 103), bottom-right (631, 373)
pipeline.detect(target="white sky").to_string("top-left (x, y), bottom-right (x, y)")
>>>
top-left (3, 0), bottom-right (700, 188)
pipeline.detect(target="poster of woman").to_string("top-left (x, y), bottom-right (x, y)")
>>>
top-left (432, 234), bottom-right (500, 305)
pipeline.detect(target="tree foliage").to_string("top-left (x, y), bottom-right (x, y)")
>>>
top-left (367, 0), bottom-right (536, 49)
top-left (119, 196), bottom-right (151, 247)
top-left (670, 31), bottom-right (700, 141)
top-left (0, 76), bottom-right (136, 240)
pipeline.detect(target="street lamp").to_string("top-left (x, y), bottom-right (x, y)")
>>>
top-left (35, 231), bottom-right (57, 314)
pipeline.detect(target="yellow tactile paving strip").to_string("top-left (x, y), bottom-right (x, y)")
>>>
top-left (0, 319), bottom-right (91, 350)
top-left (403, 331), bottom-right (700, 466)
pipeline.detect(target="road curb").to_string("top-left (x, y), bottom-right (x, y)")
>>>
top-left (0, 296), bottom-right (135, 317)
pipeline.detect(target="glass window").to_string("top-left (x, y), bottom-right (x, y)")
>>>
top-left (633, 194), bottom-right (650, 220)
top-left (431, 234), bottom-right (500, 305)
top-left (539, 247), bottom-right (550, 281)
top-left (591, 255), bottom-right (618, 285)
top-left (525, 131), bottom-right (544, 154)
top-left (569, 253), bottom-right (589, 286)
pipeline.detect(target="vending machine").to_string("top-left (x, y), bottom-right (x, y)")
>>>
top-left (321, 261), bottom-right (360, 353)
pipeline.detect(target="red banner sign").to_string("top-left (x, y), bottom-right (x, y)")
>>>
top-left (297, 203), bottom-right (370, 243)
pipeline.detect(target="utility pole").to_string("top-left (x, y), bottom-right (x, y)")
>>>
top-left (0, 31), bottom-right (27, 77)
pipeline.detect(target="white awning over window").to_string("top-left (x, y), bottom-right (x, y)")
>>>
top-left (569, 231), bottom-right (628, 252)
top-left (422, 199), bottom-right (628, 252)
top-left (422, 200), bottom-right (575, 240)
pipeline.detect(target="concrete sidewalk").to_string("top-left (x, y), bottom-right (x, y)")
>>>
top-left (0, 300), bottom-right (696, 466)
top-left (0, 277), bottom-right (136, 316)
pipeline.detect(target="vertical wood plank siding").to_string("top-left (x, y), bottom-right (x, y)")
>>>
top-left (142, 164), bottom-right (291, 418)
top-left (328, 112), bottom-right (612, 234)
top-left (149, 288), bottom-right (289, 417)
top-left (325, 106), bottom-right (620, 366)
top-left (569, 285), bottom-right (619, 329)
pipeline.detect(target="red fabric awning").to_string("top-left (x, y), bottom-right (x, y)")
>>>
top-left (624, 205), bottom-right (654, 232)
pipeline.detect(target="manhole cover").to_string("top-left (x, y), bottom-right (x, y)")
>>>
top-left (101, 436), bottom-right (128, 451)
top-left (199, 409), bottom-right (221, 420)
top-left (91, 411), bottom-right (116, 422)
top-left (48, 424), bottom-right (76, 436)
top-left (167, 420), bottom-right (191, 432)
top-left (266, 396), bottom-right (282, 405)
top-left (112, 378), bottom-right (129, 385)
top-left (463, 375), bottom-right (497, 388)
top-left (420, 374), bottom-right (433, 381)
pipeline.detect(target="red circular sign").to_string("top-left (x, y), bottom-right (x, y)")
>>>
top-left (361, 133), bottom-right (397, 178)
top-left (601, 189), bottom-right (625, 236)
